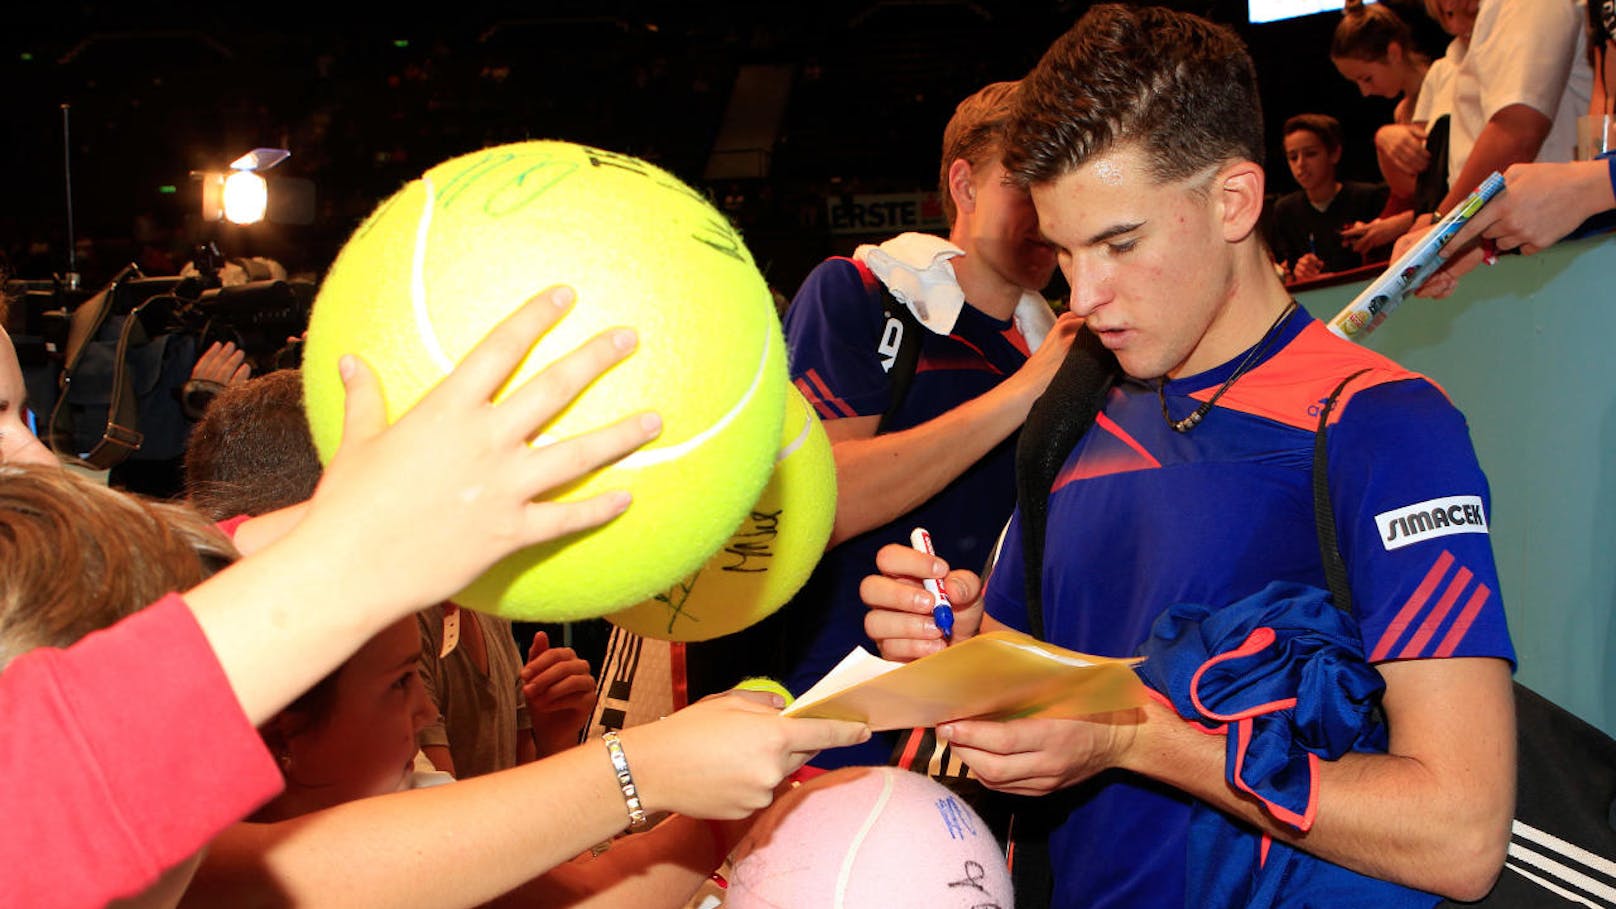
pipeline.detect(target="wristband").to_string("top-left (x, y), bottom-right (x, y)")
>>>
top-left (601, 731), bottom-right (649, 832)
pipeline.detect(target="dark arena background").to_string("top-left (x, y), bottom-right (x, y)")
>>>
top-left (0, 1), bottom-right (1448, 296)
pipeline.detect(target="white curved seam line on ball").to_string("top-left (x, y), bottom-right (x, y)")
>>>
top-left (776, 399), bottom-right (812, 462)
top-left (834, 770), bottom-right (895, 909)
top-left (412, 175), bottom-right (457, 376)
top-left (546, 321), bottom-right (776, 470)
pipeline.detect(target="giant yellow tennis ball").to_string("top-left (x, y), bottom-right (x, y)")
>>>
top-left (607, 382), bottom-right (835, 641)
top-left (302, 140), bottom-right (787, 621)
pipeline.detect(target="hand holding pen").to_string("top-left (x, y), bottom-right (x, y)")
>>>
top-left (860, 537), bottom-right (988, 661)
top-left (910, 527), bottom-right (955, 642)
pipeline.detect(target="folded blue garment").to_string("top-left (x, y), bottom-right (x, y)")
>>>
top-left (1137, 580), bottom-right (1387, 828)
top-left (1135, 581), bottom-right (1438, 909)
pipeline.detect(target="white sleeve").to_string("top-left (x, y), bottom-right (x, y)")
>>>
top-left (1413, 53), bottom-right (1458, 124)
top-left (1466, 0), bottom-right (1581, 122)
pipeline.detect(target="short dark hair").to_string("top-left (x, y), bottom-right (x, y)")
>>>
top-left (184, 369), bottom-right (322, 520)
top-left (1332, 0), bottom-right (1416, 62)
top-left (939, 81), bottom-right (1022, 226)
top-left (1283, 113), bottom-right (1344, 154)
top-left (1004, 4), bottom-right (1264, 187)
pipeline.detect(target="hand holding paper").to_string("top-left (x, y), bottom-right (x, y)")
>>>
top-left (783, 630), bottom-right (1147, 731)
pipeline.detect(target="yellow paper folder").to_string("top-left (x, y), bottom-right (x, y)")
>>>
top-left (782, 629), bottom-right (1148, 731)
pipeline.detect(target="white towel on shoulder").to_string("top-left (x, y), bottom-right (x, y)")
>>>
top-left (853, 232), bottom-right (1056, 351)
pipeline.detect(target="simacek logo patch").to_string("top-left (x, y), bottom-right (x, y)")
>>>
top-left (1375, 496), bottom-right (1488, 550)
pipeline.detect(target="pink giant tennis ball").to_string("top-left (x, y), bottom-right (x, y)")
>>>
top-left (726, 766), bottom-right (1013, 908)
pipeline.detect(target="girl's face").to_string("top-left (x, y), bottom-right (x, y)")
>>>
top-left (280, 619), bottom-right (437, 812)
top-left (1333, 49), bottom-right (1406, 99)
top-left (1436, 0), bottom-right (1478, 40)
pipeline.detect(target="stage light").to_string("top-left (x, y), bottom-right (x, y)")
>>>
top-left (222, 170), bottom-right (268, 224)
top-left (199, 147), bottom-right (291, 225)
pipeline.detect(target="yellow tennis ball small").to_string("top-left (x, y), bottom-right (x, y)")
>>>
top-left (607, 382), bottom-right (835, 641)
top-left (735, 677), bottom-right (796, 707)
top-left (302, 140), bottom-right (787, 621)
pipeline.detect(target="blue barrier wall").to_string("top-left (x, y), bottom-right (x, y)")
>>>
top-left (1296, 234), bottom-right (1616, 736)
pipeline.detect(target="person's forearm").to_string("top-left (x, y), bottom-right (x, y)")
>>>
top-left (828, 382), bottom-right (1035, 546)
top-left (1440, 105), bottom-right (1553, 212)
top-left (493, 814), bottom-right (749, 909)
top-left (1120, 661), bottom-right (1514, 901)
top-left (1587, 156), bottom-right (1616, 214)
top-left (186, 527), bottom-right (403, 725)
top-left (1377, 145), bottom-right (1419, 199)
top-left (184, 741), bottom-right (636, 909)
top-left (1127, 712), bottom-right (1503, 898)
top-left (231, 503), bottom-right (306, 556)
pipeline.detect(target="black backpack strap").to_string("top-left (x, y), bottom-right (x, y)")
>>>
top-left (1313, 369), bottom-right (1373, 613)
top-left (1016, 327), bottom-right (1120, 638)
top-left (847, 258), bottom-right (925, 435)
top-left (1003, 326), bottom-right (1119, 907)
top-left (879, 298), bottom-right (923, 434)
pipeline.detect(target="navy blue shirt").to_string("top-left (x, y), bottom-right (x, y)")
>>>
top-left (784, 256), bottom-right (1031, 767)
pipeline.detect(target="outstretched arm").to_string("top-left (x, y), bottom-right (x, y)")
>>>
top-left (489, 814), bottom-right (751, 909)
top-left (188, 287), bottom-right (659, 726)
top-left (1406, 159), bottom-right (1616, 298)
top-left (827, 314), bottom-right (1078, 546)
top-left (180, 693), bottom-right (868, 909)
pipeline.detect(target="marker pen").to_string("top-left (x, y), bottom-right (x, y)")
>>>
top-left (909, 527), bottom-right (954, 642)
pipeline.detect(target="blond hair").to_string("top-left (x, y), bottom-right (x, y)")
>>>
top-left (939, 81), bottom-right (1022, 226)
top-left (0, 464), bottom-right (237, 668)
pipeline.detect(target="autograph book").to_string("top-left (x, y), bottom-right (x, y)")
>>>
top-left (783, 629), bottom-right (1147, 731)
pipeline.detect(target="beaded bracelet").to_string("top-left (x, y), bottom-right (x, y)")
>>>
top-left (601, 731), bottom-right (649, 832)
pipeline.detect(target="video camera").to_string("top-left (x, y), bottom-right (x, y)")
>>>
top-left (123, 243), bottom-right (315, 372)
top-left (9, 245), bottom-right (314, 375)
top-left (37, 243), bottom-right (315, 477)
